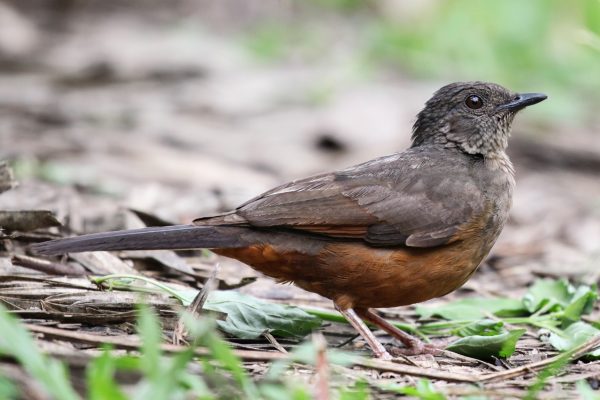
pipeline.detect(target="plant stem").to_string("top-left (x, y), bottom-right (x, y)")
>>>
top-left (92, 274), bottom-right (189, 304)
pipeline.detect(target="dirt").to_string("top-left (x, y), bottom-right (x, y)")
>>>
top-left (1, 1), bottom-right (600, 398)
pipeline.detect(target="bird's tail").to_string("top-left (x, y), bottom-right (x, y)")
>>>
top-left (31, 224), bottom-right (248, 256)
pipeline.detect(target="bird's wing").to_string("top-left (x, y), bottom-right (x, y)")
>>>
top-left (195, 147), bottom-right (486, 248)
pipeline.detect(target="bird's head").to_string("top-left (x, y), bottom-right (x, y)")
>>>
top-left (411, 82), bottom-right (547, 156)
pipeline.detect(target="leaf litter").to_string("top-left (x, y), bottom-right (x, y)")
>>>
top-left (1, 2), bottom-right (600, 397)
top-left (1, 139), bottom-right (600, 398)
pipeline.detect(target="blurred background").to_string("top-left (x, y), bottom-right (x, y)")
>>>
top-left (1, 0), bottom-right (600, 285)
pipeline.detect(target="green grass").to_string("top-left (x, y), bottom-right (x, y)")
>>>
top-left (242, 0), bottom-right (600, 124)
top-left (0, 302), bottom-right (366, 399)
top-left (0, 304), bottom-right (80, 400)
top-left (94, 274), bottom-right (600, 362)
top-left (1, 276), bottom-right (599, 398)
top-left (0, 300), bottom-right (448, 399)
top-left (364, 0), bottom-right (600, 121)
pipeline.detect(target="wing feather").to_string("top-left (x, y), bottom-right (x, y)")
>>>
top-left (196, 146), bottom-right (485, 248)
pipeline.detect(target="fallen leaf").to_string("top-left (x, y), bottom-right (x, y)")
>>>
top-left (523, 279), bottom-right (573, 313)
top-left (121, 250), bottom-right (196, 275)
top-left (416, 298), bottom-right (526, 321)
top-left (0, 162), bottom-right (16, 194)
top-left (91, 275), bottom-right (322, 340)
top-left (563, 288), bottom-right (598, 327)
top-left (522, 279), bottom-right (597, 326)
top-left (451, 319), bottom-right (505, 337)
top-left (0, 210), bottom-right (61, 231)
top-left (548, 322), bottom-right (600, 359)
top-left (71, 252), bottom-right (138, 275)
top-left (446, 328), bottom-right (526, 361)
top-left (204, 290), bottom-right (322, 339)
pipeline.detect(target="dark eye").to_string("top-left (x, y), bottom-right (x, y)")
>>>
top-left (465, 95), bottom-right (483, 109)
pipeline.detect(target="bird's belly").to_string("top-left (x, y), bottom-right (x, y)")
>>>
top-left (296, 240), bottom-right (490, 309)
top-left (215, 234), bottom-right (494, 309)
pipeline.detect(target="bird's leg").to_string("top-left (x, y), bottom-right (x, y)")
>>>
top-left (334, 304), bottom-right (392, 360)
top-left (356, 308), bottom-right (440, 356)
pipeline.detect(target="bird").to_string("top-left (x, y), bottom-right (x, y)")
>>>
top-left (32, 82), bottom-right (547, 360)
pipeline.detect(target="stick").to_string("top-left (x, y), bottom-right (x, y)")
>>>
top-left (26, 323), bottom-right (285, 362)
top-left (25, 323), bottom-right (477, 382)
top-left (25, 323), bottom-right (600, 384)
top-left (477, 335), bottom-right (600, 382)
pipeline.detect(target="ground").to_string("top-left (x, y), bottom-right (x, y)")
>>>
top-left (1, 1), bottom-right (600, 399)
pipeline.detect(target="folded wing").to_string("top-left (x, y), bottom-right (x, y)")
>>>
top-left (195, 147), bottom-right (484, 248)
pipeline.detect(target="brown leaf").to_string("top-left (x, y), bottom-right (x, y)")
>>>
top-left (70, 251), bottom-right (138, 275)
top-left (42, 291), bottom-right (177, 315)
top-left (0, 161), bottom-right (16, 194)
top-left (0, 210), bottom-right (61, 231)
top-left (121, 250), bottom-right (196, 275)
top-left (11, 254), bottom-right (86, 276)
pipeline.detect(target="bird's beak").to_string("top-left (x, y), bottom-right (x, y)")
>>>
top-left (497, 92), bottom-right (547, 112)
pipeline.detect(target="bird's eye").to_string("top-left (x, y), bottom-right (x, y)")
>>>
top-left (465, 95), bottom-right (483, 109)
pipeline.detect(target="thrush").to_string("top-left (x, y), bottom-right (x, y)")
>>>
top-left (33, 82), bottom-right (547, 359)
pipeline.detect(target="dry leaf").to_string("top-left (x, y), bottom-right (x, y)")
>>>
top-left (0, 210), bottom-right (61, 231)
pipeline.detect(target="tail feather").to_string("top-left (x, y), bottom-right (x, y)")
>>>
top-left (31, 224), bottom-right (247, 256)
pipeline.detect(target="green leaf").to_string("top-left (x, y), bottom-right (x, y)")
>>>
top-left (416, 298), bottom-right (525, 321)
top-left (548, 322), bottom-right (600, 359)
top-left (204, 290), bottom-right (321, 339)
top-left (339, 380), bottom-right (370, 400)
top-left (92, 275), bottom-right (321, 340)
top-left (136, 304), bottom-right (162, 380)
top-left (523, 279), bottom-right (572, 313)
top-left (380, 379), bottom-right (447, 400)
top-left (0, 305), bottom-right (80, 400)
top-left (0, 376), bottom-right (18, 400)
top-left (288, 341), bottom-right (358, 366)
top-left (446, 329), bottom-right (526, 361)
top-left (201, 330), bottom-right (260, 399)
top-left (563, 290), bottom-right (598, 327)
top-left (175, 372), bottom-right (213, 399)
top-left (266, 339), bottom-right (358, 383)
top-left (259, 383), bottom-right (312, 400)
top-left (133, 306), bottom-right (185, 400)
top-left (182, 313), bottom-right (259, 399)
top-left (87, 350), bottom-right (128, 400)
top-left (569, 284), bottom-right (597, 311)
top-left (522, 279), bottom-right (597, 320)
top-left (260, 384), bottom-right (294, 400)
top-left (451, 319), bottom-right (505, 337)
top-left (577, 380), bottom-right (600, 400)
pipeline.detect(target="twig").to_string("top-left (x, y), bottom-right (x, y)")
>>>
top-left (439, 349), bottom-right (503, 372)
top-left (25, 323), bottom-right (600, 384)
top-left (26, 323), bottom-right (287, 362)
top-left (356, 358), bottom-right (478, 383)
top-left (335, 333), bottom-right (360, 348)
top-left (477, 334), bottom-right (600, 382)
top-left (392, 353), bottom-right (422, 368)
top-left (25, 323), bottom-right (477, 382)
top-left (173, 264), bottom-right (219, 345)
top-left (263, 332), bottom-right (288, 354)
top-left (11, 254), bottom-right (86, 276)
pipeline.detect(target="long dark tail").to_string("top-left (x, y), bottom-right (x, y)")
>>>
top-left (31, 225), bottom-right (248, 256)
